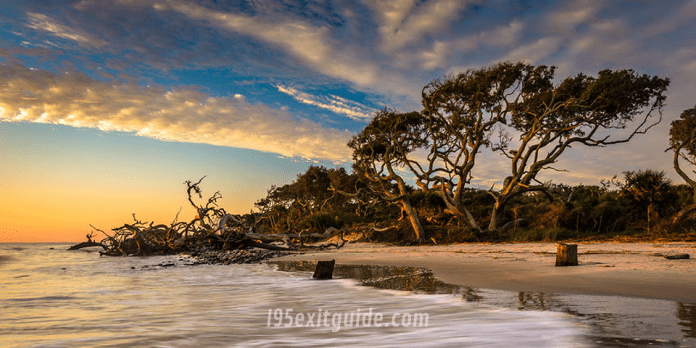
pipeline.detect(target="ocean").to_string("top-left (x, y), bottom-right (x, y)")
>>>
top-left (1, 243), bottom-right (693, 347)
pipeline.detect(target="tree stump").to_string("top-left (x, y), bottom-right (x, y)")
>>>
top-left (555, 243), bottom-right (578, 266)
top-left (312, 260), bottom-right (335, 279)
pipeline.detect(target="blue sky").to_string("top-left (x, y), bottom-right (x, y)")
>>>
top-left (1, 0), bottom-right (696, 241)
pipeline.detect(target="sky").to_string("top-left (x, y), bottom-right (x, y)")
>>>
top-left (1, 0), bottom-right (696, 242)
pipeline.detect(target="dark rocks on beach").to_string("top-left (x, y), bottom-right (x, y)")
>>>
top-left (187, 248), bottom-right (290, 265)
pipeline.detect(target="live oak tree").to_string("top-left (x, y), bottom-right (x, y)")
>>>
top-left (348, 109), bottom-right (427, 240)
top-left (669, 106), bottom-right (696, 222)
top-left (350, 62), bottom-right (668, 238)
top-left (486, 65), bottom-right (669, 231)
top-left (398, 62), bottom-right (668, 232)
top-left (669, 106), bottom-right (696, 201)
top-left (405, 62), bottom-right (541, 233)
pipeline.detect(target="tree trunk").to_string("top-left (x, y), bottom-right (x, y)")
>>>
top-left (487, 199), bottom-right (506, 232)
top-left (434, 191), bottom-right (482, 232)
top-left (674, 204), bottom-right (696, 223)
top-left (400, 199), bottom-right (425, 241)
top-left (460, 206), bottom-right (482, 232)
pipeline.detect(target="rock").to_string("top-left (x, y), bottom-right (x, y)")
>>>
top-left (185, 247), bottom-right (289, 265)
top-left (665, 254), bottom-right (690, 260)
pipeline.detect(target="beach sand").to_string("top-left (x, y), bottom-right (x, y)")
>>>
top-left (273, 242), bottom-right (696, 302)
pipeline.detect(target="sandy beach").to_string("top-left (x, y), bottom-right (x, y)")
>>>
top-left (274, 242), bottom-right (696, 303)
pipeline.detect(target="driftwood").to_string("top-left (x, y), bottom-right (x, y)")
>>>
top-left (67, 233), bottom-right (107, 251)
top-left (68, 241), bottom-right (106, 250)
top-left (71, 177), bottom-right (347, 256)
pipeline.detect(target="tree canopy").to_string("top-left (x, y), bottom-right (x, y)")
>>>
top-left (348, 109), bottom-right (427, 240)
top-left (669, 106), bottom-right (696, 197)
top-left (349, 62), bottom-right (669, 234)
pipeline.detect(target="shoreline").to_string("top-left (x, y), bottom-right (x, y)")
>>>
top-left (272, 242), bottom-right (696, 303)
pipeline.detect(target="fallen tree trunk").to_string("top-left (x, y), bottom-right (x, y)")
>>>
top-left (68, 241), bottom-right (107, 251)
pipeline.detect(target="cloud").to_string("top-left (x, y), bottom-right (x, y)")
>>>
top-left (155, 1), bottom-right (381, 87)
top-left (0, 63), bottom-right (353, 162)
top-left (545, 0), bottom-right (598, 34)
top-left (366, 0), bottom-right (474, 53)
top-left (391, 19), bottom-right (525, 72)
top-left (26, 12), bottom-right (106, 48)
top-left (149, 0), bottom-right (426, 107)
top-left (275, 85), bottom-right (377, 121)
top-left (499, 37), bottom-right (563, 65)
top-left (10, 1), bottom-right (429, 108)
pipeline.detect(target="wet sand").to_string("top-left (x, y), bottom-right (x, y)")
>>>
top-left (0, 254), bottom-right (13, 265)
top-left (273, 242), bottom-right (696, 302)
top-left (270, 243), bottom-right (696, 346)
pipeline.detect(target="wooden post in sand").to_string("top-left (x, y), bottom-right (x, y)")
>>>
top-left (555, 243), bottom-right (578, 266)
top-left (313, 260), bottom-right (335, 279)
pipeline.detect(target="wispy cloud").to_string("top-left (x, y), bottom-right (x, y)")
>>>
top-left (366, 0), bottom-right (474, 53)
top-left (155, 1), bottom-right (382, 87)
top-left (499, 37), bottom-right (563, 65)
top-left (276, 85), bottom-right (377, 121)
top-left (0, 63), bottom-right (353, 162)
top-left (26, 12), bottom-right (106, 48)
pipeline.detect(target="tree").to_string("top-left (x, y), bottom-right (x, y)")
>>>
top-left (488, 65), bottom-right (669, 231)
top-left (348, 109), bottom-right (427, 240)
top-left (404, 62), bottom-right (530, 232)
top-left (397, 62), bottom-right (668, 232)
top-left (669, 106), bottom-right (696, 203)
top-left (621, 169), bottom-right (672, 234)
top-left (254, 166), bottom-right (362, 231)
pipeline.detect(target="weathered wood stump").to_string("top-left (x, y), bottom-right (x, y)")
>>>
top-left (313, 260), bottom-right (335, 279)
top-left (555, 243), bottom-right (578, 266)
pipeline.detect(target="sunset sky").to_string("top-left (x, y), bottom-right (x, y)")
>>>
top-left (2, 0), bottom-right (696, 242)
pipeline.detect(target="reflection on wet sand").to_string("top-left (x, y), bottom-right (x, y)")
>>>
top-left (270, 261), bottom-right (480, 297)
top-left (0, 255), bottom-right (13, 265)
top-left (678, 303), bottom-right (696, 338)
top-left (270, 261), bottom-right (696, 348)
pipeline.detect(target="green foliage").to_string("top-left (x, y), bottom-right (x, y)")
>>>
top-left (249, 62), bottom-right (693, 242)
top-left (670, 106), bottom-right (696, 158)
top-left (622, 169), bottom-right (671, 198)
top-left (669, 106), bottom-right (696, 201)
top-left (409, 190), bottom-right (446, 210)
top-left (306, 212), bottom-right (342, 230)
top-left (348, 109), bottom-right (426, 166)
top-left (254, 165), bottom-right (372, 233)
top-left (509, 227), bottom-right (576, 242)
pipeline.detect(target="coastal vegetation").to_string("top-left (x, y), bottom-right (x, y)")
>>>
top-left (252, 62), bottom-right (693, 243)
top-left (74, 62), bottom-right (695, 254)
